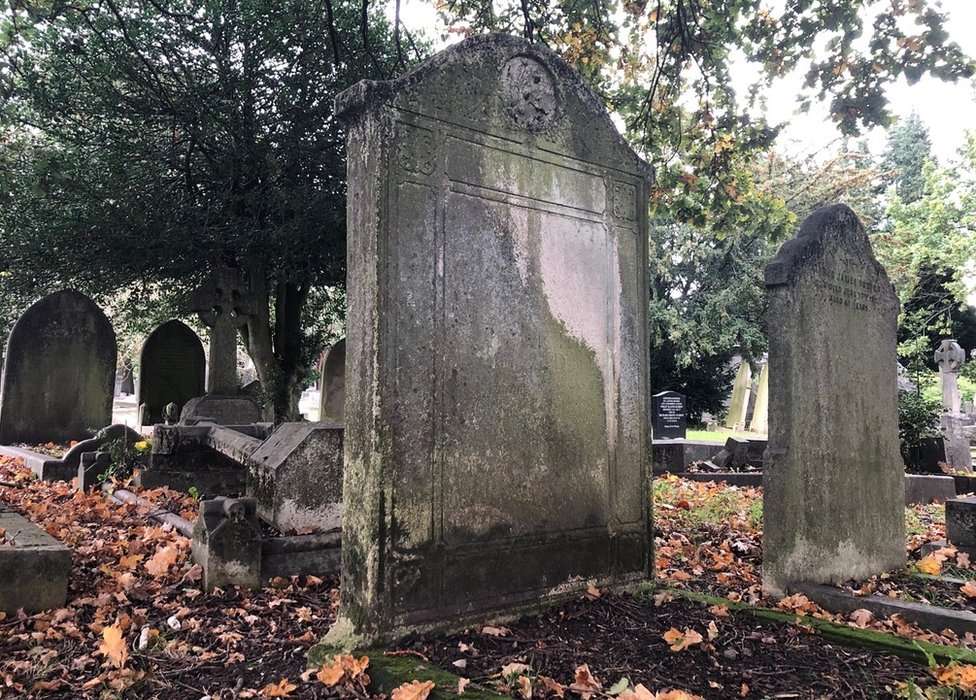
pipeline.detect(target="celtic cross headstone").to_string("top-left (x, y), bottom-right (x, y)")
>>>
top-left (190, 267), bottom-right (252, 395)
top-left (935, 339), bottom-right (965, 414)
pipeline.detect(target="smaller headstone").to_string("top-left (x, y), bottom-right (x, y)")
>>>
top-left (651, 391), bottom-right (686, 439)
top-left (724, 361), bottom-right (752, 430)
top-left (77, 451), bottom-right (112, 491)
top-left (190, 497), bottom-right (262, 591)
top-left (318, 340), bottom-right (346, 423)
top-left (947, 497), bottom-right (976, 549)
top-left (137, 320), bottom-right (206, 426)
top-left (935, 339), bottom-right (966, 414)
top-left (942, 413), bottom-right (972, 470)
top-left (0, 290), bottom-right (117, 444)
top-left (749, 362), bottom-right (769, 434)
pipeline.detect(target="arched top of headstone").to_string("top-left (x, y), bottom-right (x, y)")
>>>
top-left (764, 204), bottom-right (894, 303)
top-left (336, 33), bottom-right (652, 180)
top-left (8, 289), bottom-right (114, 343)
top-left (140, 319), bottom-right (203, 357)
top-left (935, 338), bottom-right (965, 372)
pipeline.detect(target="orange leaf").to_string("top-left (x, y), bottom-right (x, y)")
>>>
top-left (662, 627), bottom-right (704, 652)
top-left (618, 683), bottom-right (656, 700)
top-left (518, 675), bottom-right (532, 699)
top-left (458, 678), bottom-right (471, 694)
top-left (934, 664), bottom-right (976, 691)
top-left (316, 660), bottom-right (346, 687)
top-left (392, 679), bottom-right (435, 700)
top-left (539, 676), bottom-right (566, 698)
top-left (708, 605), bottom-right (729, 618)
top-left (917, 555), bottom-right (942, 576)
top-left (261, 678), bottom-right (298, 697)
top-left (961, 582), bottom-right (976, 599)
top-left (98, 624), bottom-right (128, 669)
top-left (569, 664), bottom-right (602, 698)
top-left (145, 544), bottom-right (181, 577)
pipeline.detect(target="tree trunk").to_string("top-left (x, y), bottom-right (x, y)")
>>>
top-left (240, 258), bottom-right (308, 422)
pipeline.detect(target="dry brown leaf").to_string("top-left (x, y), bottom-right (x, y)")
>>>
top-left (539, 675), bottom-right (566, 698)
top-left (585, 584), bottom-right (602, 599)
top-left (518, 675), bottom-right (533, 699)
top-left (849, 609), bottom-right (873, 627)
top-left (392, 679), bottom-right (436, 700)
top-left (502, 663), bottom-right (533, 678)
top-left (707, 604), bottom-right (729, 618)
top-left (569, 663), bottom-right (601, 698)
top-left (934, 664), bottom-right (976, 691)
top-left (316, 660), bottom-right (346, 687)
top-left (481, 625), bottom-right (510, 637)
top-left (959, 552), bottom-right (971, 569)
top-left (98, 624), bottom-right (128, 669)
top-left (145, 544), bottom-right (180, 577)
top-left (458, 678), bottom-right (471, 695)
top-left (917, 555), bottom-right (942, 576)
top-left (962, 581), bottom-right (976, 599)
top-left (656, 691), bottom-right (703, 700)
top-left (740, 683), bottom-right (750, 697)
top-left (261, 678), bottom-right (298, 697)
top-left (662, 628), bottom-right (704, 652)
top-left (618, 683), bottom-right (655, 700)
top-left (706, 620), bottom-right (719, 641)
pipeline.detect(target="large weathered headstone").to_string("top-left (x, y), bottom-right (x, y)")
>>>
top-left (138, 320), bottom-right (206, 426)
top-left (0, 290), bottom-right (116, 444)
top-left (651, 391), bottom-right (686, 439)
top-left (748, 361), bottom-right (769, 434)
top-left (763, 204), bottom-right (904, 596)
top-left (724, 361), bottom-right (752, 430)
top-left (329, 35), bottom-right (652, 643)
top-left (318, 339), bottom-right (346, 423)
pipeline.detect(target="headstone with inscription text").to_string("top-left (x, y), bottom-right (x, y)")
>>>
top-left (763, 204), bottom-right (903, 596)
top-left (326, 34), bottom-right (652, 644)
top-left (651, 391), bottom-right (686, 440)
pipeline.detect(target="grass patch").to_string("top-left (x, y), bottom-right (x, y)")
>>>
top-left (685, 428), bottom-right (766, 443)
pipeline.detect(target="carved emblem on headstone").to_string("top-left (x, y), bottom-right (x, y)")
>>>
top-left (500, 56), bottom-right (557, 131)
top-left (935, 339), bottom-right (965, 374)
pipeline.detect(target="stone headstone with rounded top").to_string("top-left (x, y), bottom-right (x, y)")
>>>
top-left (762, 204), bottom-right (904, 596)
top-left (318, 339), bottom-right (346, 423)
top-left (137, 320), bottom-right (206, 426)
top-left (0, 290), bottom-right (116, 444)
top-left (329, 34), bottom-right (652, 643)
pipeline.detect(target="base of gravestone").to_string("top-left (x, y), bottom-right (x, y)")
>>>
top-left (904, 474), bottom-right (957, 505)
top-left (651, 440), bottom-right (724, 473)
top-left (180, 395), bottom-right (263, 426)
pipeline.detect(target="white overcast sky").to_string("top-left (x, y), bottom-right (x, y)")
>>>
top-left (391, 0), bottom-right (976, 163)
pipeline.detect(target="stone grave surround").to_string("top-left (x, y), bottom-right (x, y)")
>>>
top-left (318, 338), bottom-right (346, 423)
top-left (137, 319), bottom-right (206, 426)
top-left (330, 34), bottom-right (652, 643)
top-left (762, 204), bottom-right (904, 597)
top-left (0, 290), bottom-right (116, 444)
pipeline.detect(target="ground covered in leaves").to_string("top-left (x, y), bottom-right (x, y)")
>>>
top-left (417, 593), bottom-right (932, 699)
top-left (2, 460), bottom-right (976, 698)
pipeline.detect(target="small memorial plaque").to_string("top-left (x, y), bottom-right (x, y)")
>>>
top-left (652, 391), bottom-right (686, 439)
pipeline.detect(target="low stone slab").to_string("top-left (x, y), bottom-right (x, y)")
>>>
top-left (682, 472), bottom-right (763, 488)
top-left (905, 474), bottom-right (956, 505)
top-left (0, 423), bottom-right (141, 482)
top-left (796, 582), bottom-right (976, 637)
top-left (651, 440), bottom-right (723, 474)
top-left (0, 506), bottom-right (71, 614)
top-left (180, 395), bottom-right (262, 425)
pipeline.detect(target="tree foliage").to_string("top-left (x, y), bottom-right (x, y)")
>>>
top-left (0, 0), bottom-right (415, 418)
top-left (881, 112), bottom-right (934, 204)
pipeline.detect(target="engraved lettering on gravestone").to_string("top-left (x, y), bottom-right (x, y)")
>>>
top-left (500, 56), bottom-right (557, 131)
top-left (612, 181), bottom-right (638, 222)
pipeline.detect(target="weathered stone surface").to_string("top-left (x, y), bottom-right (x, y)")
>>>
top-left (179, 395), bottom-right (262, 425)
top-left (651, 391), bottom-right (686, 440)
top-left (724, 361), bottom-right (751, 430)
top-left (0, 290), bottom-right (116, 444)
top-left (763, 204), bottom-right (904, 596)
top-left (248, 422), bottom-right (343, 533)
top-left (947, 497), bottom-right (976, 548)
top-left (190, 267), bottom-right (252, 395)
top-left (191, 497), bottom-right (262, 590)
top-left (935, 339), bottom-right (965, 414)
top-left (138, 320), bottom-right (205, 426)
top-left (904, 474), bottom-right (956, 505)
top-left (332, 34), bottom-right (652, 642)
top-left (318, 339), bottom-right (346, 423)
top-left (0, 505), bottom-right (71, 614)
top-left (748, 361), bottom-right (769, 434)
top-left (942, 413), bottom-right (972, 470)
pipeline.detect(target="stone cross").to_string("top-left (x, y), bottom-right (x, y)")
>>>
top-left (190, 267), bottom-right (252, 395)
top-left (935, 339), bottom-right (965, 414)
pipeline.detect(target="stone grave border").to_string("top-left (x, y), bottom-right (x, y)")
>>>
top-left (0, 424), bottom-right (143, 482)
top-left (0, 504), bottom-right (71, 614)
